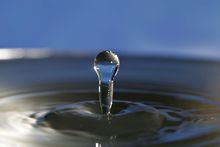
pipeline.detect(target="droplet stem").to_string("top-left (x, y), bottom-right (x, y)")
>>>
top-left (99, 81), bottom-right (113, 114)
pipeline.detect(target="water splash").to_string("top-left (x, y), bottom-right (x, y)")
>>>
top-left (94, 50), bottom-right (120, 114)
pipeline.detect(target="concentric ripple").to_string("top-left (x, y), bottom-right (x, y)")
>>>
top-left (0, 87), bottom-right (220, 147)
top-left (34, 100), bottom-right (163, 138)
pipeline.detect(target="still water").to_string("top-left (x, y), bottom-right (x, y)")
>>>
top-left (1, 56), bottom-right (220, 146)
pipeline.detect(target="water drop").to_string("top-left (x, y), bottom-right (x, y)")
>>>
top-left (94, 50), bottom-right (120, 114)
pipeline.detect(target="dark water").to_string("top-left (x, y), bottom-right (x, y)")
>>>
top-left (1, 57), bottom-right (220, 147)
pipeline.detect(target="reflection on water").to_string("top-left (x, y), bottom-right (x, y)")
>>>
top-left (0, 49), bottom-right (51, 60)
top-left (0, 56), bottom-right (220, 146)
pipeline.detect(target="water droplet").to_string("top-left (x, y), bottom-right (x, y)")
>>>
top-left (94, 50), bottom-right (120, 114)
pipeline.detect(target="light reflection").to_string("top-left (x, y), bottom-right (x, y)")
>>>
top-left (0, 49), bottom-right (51, 60)
top-left (96, 143), bottom-right (101, 147)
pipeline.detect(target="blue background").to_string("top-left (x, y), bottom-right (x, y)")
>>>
top-left (0, 0), bottom-right (220, 56)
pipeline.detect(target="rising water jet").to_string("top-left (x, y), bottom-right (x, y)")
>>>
top-left (94, 50), bottom-right (120, 114)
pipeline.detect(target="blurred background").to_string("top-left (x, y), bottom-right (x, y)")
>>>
top-left (0, 0), bottom-right (220, 58)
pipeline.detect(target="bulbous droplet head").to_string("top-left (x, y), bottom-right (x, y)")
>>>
top-left (94, 50), bottom-right (120, 83)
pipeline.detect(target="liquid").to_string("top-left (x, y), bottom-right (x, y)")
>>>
top-left (1, 57), bottom-right (220, 146)
top-left (94, 51), bottom-right (120, 114)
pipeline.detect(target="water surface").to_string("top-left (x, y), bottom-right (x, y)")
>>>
top-left (1, 57), bottom-right (220, 146)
